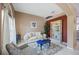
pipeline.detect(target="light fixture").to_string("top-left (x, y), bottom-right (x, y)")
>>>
top-left (45, 16), bottom-right (53, 19)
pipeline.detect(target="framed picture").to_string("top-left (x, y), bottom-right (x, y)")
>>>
top-left (31, 21), bottom-right (37, 28)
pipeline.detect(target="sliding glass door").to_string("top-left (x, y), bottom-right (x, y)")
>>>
top-left (51, 20), bottom-right (62, 43)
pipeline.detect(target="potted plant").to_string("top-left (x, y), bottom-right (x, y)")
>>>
top-left (44, 22), bottom-right (50, 38)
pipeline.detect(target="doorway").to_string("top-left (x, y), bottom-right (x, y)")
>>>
top-left (48, 15), bottom-right (67, 44)
top-left (50, 20), bottom-right (62, 43)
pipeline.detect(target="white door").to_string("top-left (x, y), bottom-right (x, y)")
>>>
top-left (51, 20), bottom-right (62, 43)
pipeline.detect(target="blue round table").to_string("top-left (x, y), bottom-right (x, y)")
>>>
top-left (36, 39), bottom-right (51, 50)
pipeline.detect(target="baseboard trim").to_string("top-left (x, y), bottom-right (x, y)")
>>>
top-left (67, 46), bottom-right (74, 50)
top-left (62, 42), bottom-right (67, 46)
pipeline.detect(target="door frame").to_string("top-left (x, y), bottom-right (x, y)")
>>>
top-left (50, 20), bottom-right (62, 43)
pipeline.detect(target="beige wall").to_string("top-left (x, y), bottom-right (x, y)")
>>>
top-left (15, 11), bottom-right (46, 39)
top-left (0, 3), bottom-right (2, 54)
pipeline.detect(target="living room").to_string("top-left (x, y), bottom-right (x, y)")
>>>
top-left (0, 3), bottom-right (79, 55)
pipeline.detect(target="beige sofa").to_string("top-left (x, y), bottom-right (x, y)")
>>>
top-left (23, 32), bottom-right (43, 43)
top-left (6, 43), bottom-right (38, 55)
top-left (23, 32), bottom-right (43, 47)
top-left (6, 43), bottom-right (22, 55)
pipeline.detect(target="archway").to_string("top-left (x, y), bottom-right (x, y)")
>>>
top-left (57, 3), bottom-right (76, 49)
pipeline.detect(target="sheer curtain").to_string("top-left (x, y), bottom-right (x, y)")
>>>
top-left (3, 7), bottom-right (16, 45)
top-left (8, 15), bottom-right (16, 44)
top-left (2, 4), bottom-right (16, 54)
top-left (2, 7), bottom-right (10, 54)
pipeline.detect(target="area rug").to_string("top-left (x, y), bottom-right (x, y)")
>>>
top-left (36, 43), bottom-right (63, 55)
top-left (21, 43), bottom-right (63, 55)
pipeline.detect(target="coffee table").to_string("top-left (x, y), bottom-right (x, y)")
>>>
top-left (36, 39), bottom-right (51, 50)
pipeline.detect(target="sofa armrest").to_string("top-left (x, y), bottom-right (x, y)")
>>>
top-left (17, 44), bottom-right (28, 50)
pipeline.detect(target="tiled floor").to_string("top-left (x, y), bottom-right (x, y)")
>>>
top-left (17, 39), bottom-right (79, 55)
top-left (55, 47), bottom-right (79, 55)
top-left (55, 40), bottom-right (79, 55)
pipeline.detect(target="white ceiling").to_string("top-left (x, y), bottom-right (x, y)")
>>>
top-left (12, 3), bottom-right (64, 18)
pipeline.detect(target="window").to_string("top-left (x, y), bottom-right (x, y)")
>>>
top-left (76, 17), bottom-right (79, 30)
top-left (8, 15), bottom-right (16, 44)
